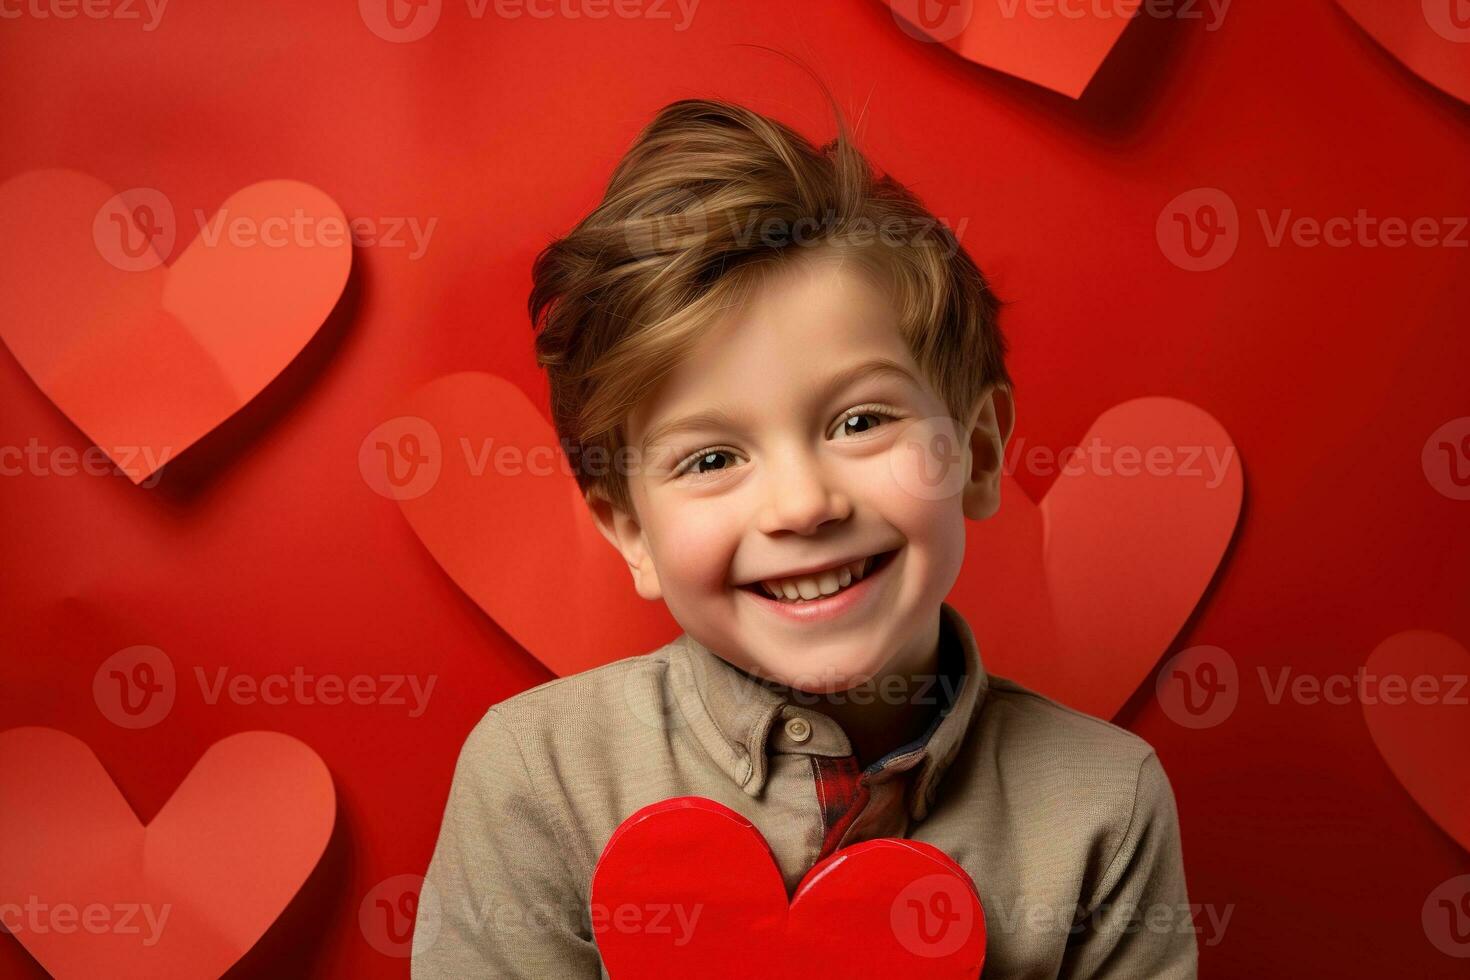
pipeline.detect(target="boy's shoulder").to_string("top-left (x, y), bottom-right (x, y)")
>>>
top-left (982, 672), bottom-right (1159, 765)
top-left (954, 671), bottom-right (1173, 828)
top-left (460, 638), bottom-right (687, 761)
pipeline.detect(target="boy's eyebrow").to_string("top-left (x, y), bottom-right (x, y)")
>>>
top-left (640, 407), bottom-right (743, 455)
top-left (638, 357), bottom-right (921, 454)
top-left (819, 357), bottom-right (922, 402)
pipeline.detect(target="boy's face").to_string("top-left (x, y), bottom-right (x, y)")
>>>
top-left (590, 252), bottom-right (1013, 693)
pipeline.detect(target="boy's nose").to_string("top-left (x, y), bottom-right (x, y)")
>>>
top-left (755, 447), bottom-right (852, 536)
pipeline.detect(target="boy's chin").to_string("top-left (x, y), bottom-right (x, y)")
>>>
top-left (756, 655), bottom-right (891, 696)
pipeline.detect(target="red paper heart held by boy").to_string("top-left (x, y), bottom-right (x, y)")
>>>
top-left (412, 99), bottom-right (1208, 978)
top-left (591, 797), bottom-right (987, 978)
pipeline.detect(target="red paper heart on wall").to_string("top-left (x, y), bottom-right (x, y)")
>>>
top-left (1336, 0), bottom-right (1470, 106)
top-left (590, 796), bottom-right (986, 978)
top-left (880, 0), bottom-right (1142, 98)
top-left (0, 170), bottom-right (351, 483)
top-left (955, 397), bottom-right (1242, 718)
top-left (386, 372), bottom-right (679, 677)
top-left (1361, 631), bottom-right (1470, 853)
top-left (390, 376), bottom-right (1239, 717)
top-left (0, 728), bottom-right (336, 979)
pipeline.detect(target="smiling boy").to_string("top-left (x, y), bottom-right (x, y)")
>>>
top-left (414, 99), bottom-right (1196, 978)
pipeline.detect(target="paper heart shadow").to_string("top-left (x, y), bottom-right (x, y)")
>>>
top-left (880, 0), bottom-right (1144, 98)
top-left (1362, 631), bottom-right (1470, 854)
top-left (151, 259), bottom-right (363, 502)
top-left (591, 796), bottom-right (986, 978)
top-left (390, 375), bottom-right (1240, 718)
top-left (0, 170), bottom-right (352, 486)
top-left (1058, 0), bottom-right (1194, 132)
top-left (227, 800), bottom-right (355, 977)
top-left (1335, 0), bottom-right (1470, 107)
top-left (878, 0), bottom-right (1190, 133)
top-left (0, 727), bottom-right (336, 980)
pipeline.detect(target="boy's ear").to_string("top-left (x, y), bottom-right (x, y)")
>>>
top-left (961, 384), bottom-right (1017, 521)
top-left (584, 487), bottom-right (664, 601)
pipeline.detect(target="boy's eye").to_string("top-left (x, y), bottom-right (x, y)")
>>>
top-left (836, 413), bottom-right (883, 436)
top-left (676, 449), bottom-right (740, 479)
top-left (832, 405), bottom-right (899, 438)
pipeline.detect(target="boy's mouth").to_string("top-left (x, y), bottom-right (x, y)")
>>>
top-left (736, 548), bottom-right (900, 605)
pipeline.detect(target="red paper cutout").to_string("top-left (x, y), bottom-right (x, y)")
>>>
top-left (591, 796), bottom-right (986, 977)
top-left (391, 373), bottom-right (678, 675)
top-left (881, 0), bottom-right (1141, 98)
top-left (1362, 631), bottom-right (1470, 853)
top-left (393, 376), bottom-right (1238, 717)
top-left (955, 397), bottom-right (1242, 719)
top-left (1336, 0), bottom-right (1470, 106)
top-left (0, 728), bottom-right (336, 979)
top-left (0, 171), bottom-right (351, 483)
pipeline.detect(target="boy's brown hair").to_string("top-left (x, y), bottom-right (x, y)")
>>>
top-left (529, 97), bottom-right (1009, 516)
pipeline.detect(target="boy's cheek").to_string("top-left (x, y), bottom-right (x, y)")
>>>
top-left (900, 510), bottom-right (967, 593)
top-left (882, 417), bottom-right (973, 507)
top-left (647, 506), bottom-right (743, 594)
top-left (870, 448), bottom-right (965, 542)
top-left (867, 466), bottom-right (969, 595)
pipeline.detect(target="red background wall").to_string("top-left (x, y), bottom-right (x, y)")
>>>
top-left (1, 0), bottom-right (1467, 976)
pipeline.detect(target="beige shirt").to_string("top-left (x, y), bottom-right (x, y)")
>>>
top-left (413, 602), bottom-right (1197, 978)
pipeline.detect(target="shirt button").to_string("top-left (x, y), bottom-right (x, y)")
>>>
top-left (784, 717), bottom-right (812, 743)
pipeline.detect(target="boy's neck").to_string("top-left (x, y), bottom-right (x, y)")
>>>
top-left (799, 609), bottom-right (946, 769)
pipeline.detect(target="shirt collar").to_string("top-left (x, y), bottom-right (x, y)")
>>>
top-left (667, 601), bottom-right (989, 822)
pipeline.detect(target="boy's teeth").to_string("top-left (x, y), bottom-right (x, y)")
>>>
top-left (760, 556), bottom-right (875, 602)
